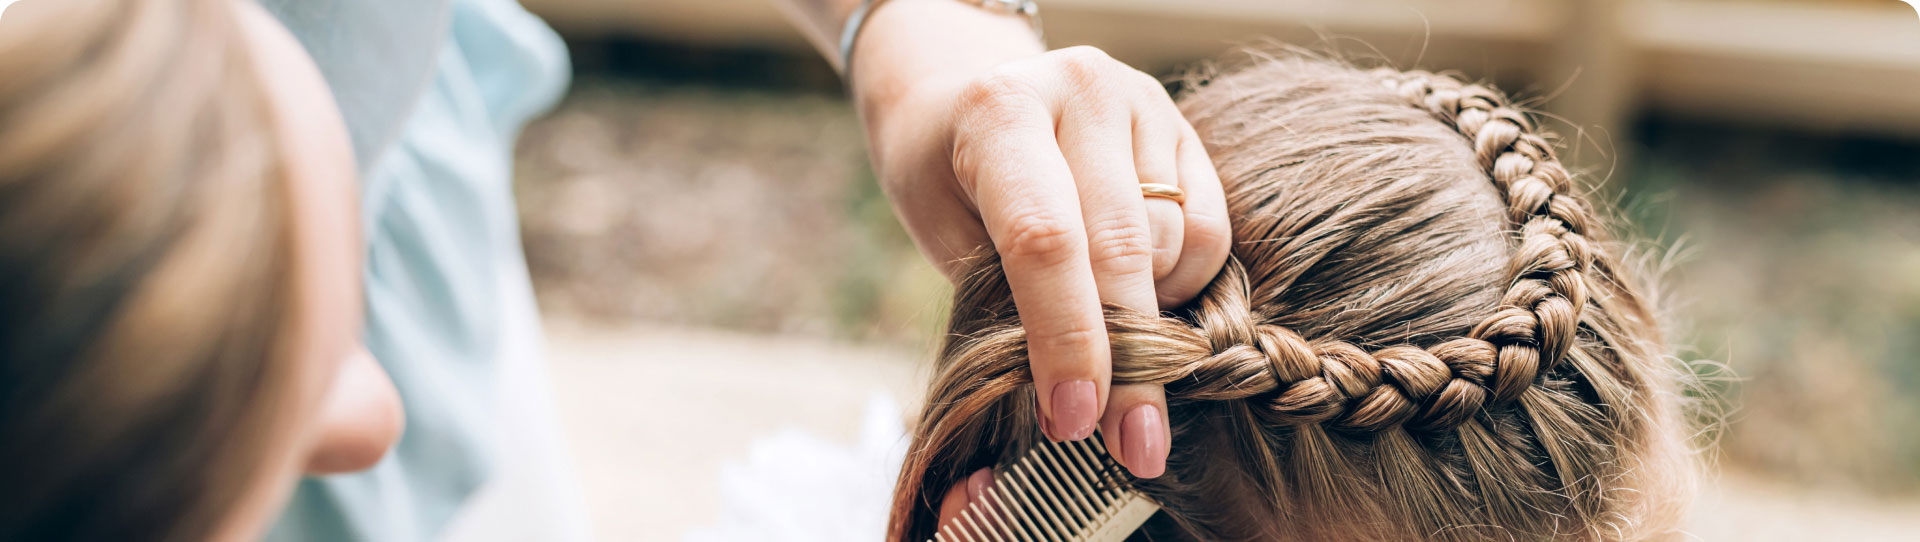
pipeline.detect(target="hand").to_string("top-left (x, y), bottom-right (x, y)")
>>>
top-left (860, 42), bottom-right (1232, 482)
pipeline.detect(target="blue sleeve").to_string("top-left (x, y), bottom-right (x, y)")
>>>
top-left (259, 0), bottom-right (573, 540)
top-left (256, 0), bottom-right (451, 174)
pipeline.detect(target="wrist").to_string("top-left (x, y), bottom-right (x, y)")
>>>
top-left (847, 0), bottom-right (1044, 130)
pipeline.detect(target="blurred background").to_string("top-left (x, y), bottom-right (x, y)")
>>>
top-left (505, 0), bottom-right (1920, 539)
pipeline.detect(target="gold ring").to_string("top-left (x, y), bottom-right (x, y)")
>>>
top-left (1139, 183), bottom-right (1186, 205)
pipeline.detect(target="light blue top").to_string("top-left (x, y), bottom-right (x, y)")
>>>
top-left (258, 0), bottom-right (574, 539)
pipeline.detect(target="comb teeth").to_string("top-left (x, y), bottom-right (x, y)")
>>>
top-left (930, 437), bottom-right (1161, 542)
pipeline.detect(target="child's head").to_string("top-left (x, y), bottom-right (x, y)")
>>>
top-left (0, 0), bottom-right (399, 539)
top-left (893, 54), bottom-right (1695, 541)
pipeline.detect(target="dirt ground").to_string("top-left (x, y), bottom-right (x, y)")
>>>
top-left (541, 319), bottom-right (1920, 541)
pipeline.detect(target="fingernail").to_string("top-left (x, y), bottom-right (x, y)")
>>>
top-left (966, 468), bottom-right (994, 503)
top-left (1050, 380), bottom-right (1098, 441)
top-left (1122, 404), bottom-right (1166, 478)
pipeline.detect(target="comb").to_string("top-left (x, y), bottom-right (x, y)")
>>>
top-left (930, 436), bottom-right (1160, 542)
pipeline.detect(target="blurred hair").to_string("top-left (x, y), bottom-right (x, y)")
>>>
top-left (891, 53), bottom-right (1696, 541)
top-left (0, 0), bottom-right (299, 540)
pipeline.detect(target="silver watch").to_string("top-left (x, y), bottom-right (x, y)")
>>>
top-left (838, 0), bottom-right (1045, 79)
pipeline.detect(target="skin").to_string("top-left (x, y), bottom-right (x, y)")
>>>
top-left (179, 0), bottom-right (1222, 535)
top-left (210, 2), bottom-right (405, 539)
top-left (772, 0), bottom-right (1233, 519)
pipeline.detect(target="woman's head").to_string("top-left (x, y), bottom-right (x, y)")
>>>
top-left (894, 54), bottom-right (1694, 541)
top-left (0, 0), bottom-right (400, 539)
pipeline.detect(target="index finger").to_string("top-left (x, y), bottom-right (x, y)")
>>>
top-left (951, 76), bottom-right (1108, 443)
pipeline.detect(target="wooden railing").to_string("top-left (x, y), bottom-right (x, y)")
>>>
top-left (523, 0), bottom-right (1920, 138)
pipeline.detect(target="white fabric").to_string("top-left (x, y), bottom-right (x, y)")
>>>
top-left (685, 395), bottom-right (911, 542)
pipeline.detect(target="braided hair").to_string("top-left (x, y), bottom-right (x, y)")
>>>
top-left (891, 54), bottom-right (1695, 542)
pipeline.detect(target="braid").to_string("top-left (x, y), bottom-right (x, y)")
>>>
top-left (894, 56), bottom-right (1691, 542)
top-left (1085, 68), bottom-right (1603, 434)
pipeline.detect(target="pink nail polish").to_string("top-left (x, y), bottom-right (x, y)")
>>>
top-left (1050, 380), bottom-right (1098, 441)
top-left (1122, 404), bottom-right (1166, 478)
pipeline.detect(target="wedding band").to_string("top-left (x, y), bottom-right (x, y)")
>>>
top-left (1140, 183), bottom-right (1186, 205)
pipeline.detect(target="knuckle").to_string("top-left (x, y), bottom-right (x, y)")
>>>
top-left (1054, 46), bottom-right (1114, 88)
top-left (1001, 212), bottom-right (1083, 268)
top-left (953, 73), bottom-right (1046, 143)
top-left (958, 71), bottom-right (1041, 113)
top-left (1086, 214), bottom-right (1156, 271)
top-left (1031, 324), bottom-right (1106, 366)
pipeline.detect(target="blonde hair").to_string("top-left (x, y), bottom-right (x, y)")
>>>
top-left (0, 0), bottom-right (300, 539)
top-left (892, 54), bottom-right (1695, 541)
